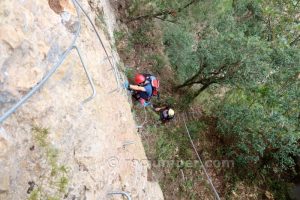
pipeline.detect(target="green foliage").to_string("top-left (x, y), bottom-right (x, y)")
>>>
top-left (261, 0), bottom-right (300, 46)
top-left (164, 2), bottom-right (275, 94)
top-left (185, 121), bottom-right (206, 140)
top-left (32, 126), bottom-right (49, 147)
top-left (156, 134), bottom-right (176, 160)
top-left (48, 151), bottom-right (59, 176)
top-left (216, 80), bottom-right (300, 176)
top-left (130, 22), bottom-right (154, 47)
top-left (194, 85), bottom-right (225, 114)
top-left (145, 54), bottom-right (166, 73)
top-left (144, 120), bottom-right (209, 199)
top-left (163, 25), bottom-right (197, 82)
top-left (154, 125), bottom-right (180, 160)
top-left (128, 0), bottom-right (200, 18)
top-left (269, 179), bottom-right (292, 200)
top-left (47, 197), bottom-right (60, 200)
top-left (124, 67), bottom-right (135, 81)
top-left (114, 28), bottom-right (135, 60)
top-left (181, 179), bottom-right (194, 192)
top-left (57, 176), bottom-right (68, 193)
top-left (114, 30), bottom-right (127, 44)
top-left (154, 120), bottom-right (206, 161)
top-left (28, 189), bottom-right (40, 200)
top-left (163, 96), bottom-right (177, 107)
top-left (213, 46), bottom-right (299, 195)
top-left (161, 0), bottom-right (298, 96)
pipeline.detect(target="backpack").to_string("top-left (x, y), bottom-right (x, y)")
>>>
top-left (143, 74), bottom-right (160, 98)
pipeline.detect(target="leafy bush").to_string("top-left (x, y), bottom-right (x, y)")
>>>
top-left (163, 25), bottom-right (197, 82)
top-left (145, 54), bottom-right (166, 73)
top-left (216, 85), bottom-right (300, 176)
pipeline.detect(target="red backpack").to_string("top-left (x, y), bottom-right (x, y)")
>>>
top-left (144, 74), bottom-right (160, 97)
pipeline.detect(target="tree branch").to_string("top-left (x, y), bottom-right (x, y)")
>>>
top-left (290, 34), bottom-right (300, 46)
top-left (154, 16), bottom-right (180, 24)
top-left (127, 0), bottom-right (200, 23)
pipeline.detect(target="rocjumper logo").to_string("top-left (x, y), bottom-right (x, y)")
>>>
top-left (107, 157), bottom-right (234, 169)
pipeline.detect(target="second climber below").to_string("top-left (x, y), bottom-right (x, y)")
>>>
top-left (154, 106), bottom-right (175, 123)
top-left (124, 73), bottom-right (159, 107)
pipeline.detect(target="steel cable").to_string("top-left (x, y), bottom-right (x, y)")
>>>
top-left (183, 115), bottom-right (221, 200)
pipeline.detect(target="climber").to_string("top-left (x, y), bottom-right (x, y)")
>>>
top-left (154, 106), bottom-right (175, 123)
top-left (124, 73), bottom-right (159, 107)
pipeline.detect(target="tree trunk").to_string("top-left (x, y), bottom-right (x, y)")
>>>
top-left (154, 16), bottom-right (180, 24)
top-left (176, 78), bottom-right (200, 89)
top-left (127, 10), bottom-right (173, 22)
top-left (191, 82), bottom-right (212, 99)
top-left (176, 64), bottom-right (207, 89)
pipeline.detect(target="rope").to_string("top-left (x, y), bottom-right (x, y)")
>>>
top-left (183, 115), bottom-right (221, 200)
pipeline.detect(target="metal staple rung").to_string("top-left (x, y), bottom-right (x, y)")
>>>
top-left (107, 191), bottom-right (131, 200)
top-left (72, 45), bottom-right (96, 103)
top-left (123, 141), bottom-right (135, 148)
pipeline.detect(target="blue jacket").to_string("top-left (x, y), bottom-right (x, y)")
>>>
top-left (138, 84), bottom-right (152, 100)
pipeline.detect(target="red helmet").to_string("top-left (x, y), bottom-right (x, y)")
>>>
top-left (135, 74), bottom-right (145, 84)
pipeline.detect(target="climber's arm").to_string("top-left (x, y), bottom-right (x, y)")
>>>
top-left (154, 106), bottom-right (167, 112)
top-left (129, 84), bottom-right (146, 92)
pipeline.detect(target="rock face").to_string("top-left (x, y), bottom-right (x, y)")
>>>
top-left (0, 0), bottom-right (163, 199)
top-left (0, 128), bottom-right (12, 195)
top-left (48, 0), bottom-right (76, 15)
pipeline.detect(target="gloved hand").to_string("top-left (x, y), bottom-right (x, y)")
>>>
top-left (143, 101), bottom-right (152, 107)
top-left (123, 81), bottom-right (130, 90)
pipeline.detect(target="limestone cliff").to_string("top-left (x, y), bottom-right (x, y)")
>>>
top-left (0, 0), bottom-right (163, 199)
